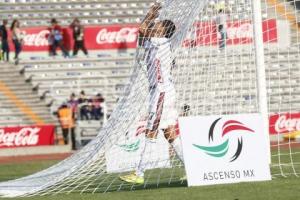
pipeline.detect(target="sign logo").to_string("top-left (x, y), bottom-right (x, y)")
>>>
top-left (193, 118), bottom-right (254, 162)
top-left (118, 139), bottom-right (140, 152)
top-left (117, 121), bottom-right (146, 152)
top-left (96, 27), bottom-right (138, 44)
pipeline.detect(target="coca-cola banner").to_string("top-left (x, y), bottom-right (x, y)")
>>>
top-left (0, 125), bottom-right (55, 148)
top-left (269, 113), bottom-right (300, 135)
top-left (88, 25), bottom-right (138, 49)
top-left (10, 24), bottom-right (138, 51)
top-left (9, 19), bottom-right (278, 52)
top-left (184, 19), bottom-right (277, 46)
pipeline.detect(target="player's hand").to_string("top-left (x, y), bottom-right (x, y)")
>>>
top-left (149, 2), bottom-right (162, 17)
top-left (153, 2), bottom-right (162, 10)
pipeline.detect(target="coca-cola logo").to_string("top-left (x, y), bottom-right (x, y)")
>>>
top-left (274, 115), bottom-right (300, 134)
top-left (0, 127), bottom-right (40, 147)
top-left (226, 23), bottom-right (253, 40)
top-left (23, 30), bottom-right (49, 47)
top-left (96, 27), bottom-right (138, 44)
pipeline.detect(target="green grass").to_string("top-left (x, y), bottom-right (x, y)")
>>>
top-left (0, 150), bottom-right (299, 200)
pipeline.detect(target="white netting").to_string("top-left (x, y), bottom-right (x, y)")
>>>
top-left (0, 0), bottom-right (300, 197)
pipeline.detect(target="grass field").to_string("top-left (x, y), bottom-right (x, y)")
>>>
top-left (0, 153), bottom-right (299, 200)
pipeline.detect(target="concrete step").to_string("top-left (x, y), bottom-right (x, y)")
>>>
top-left (0, 63), bottom-right (57, 126)
top-left (0, 145), bottom-right (72, 157)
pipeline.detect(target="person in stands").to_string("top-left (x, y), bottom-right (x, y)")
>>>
top-left (68, 93), bottom-right (78, 117)
top-left (78, 90), bottom-right (90, 120)
top-left (0, 20), bottom-right (9, 62)
top-left (11, 19), bottom-right (24, 65)
top-left (0, 35), bottom-right (3, 62)
top-left (91, 93), bottom-right (104, 120)
top-left (49, 18), bottom-right (69, 57)
top-left (70, 18), bottom-right (88, 57)
top-left (57, 102), bottom-right (76, 150)
top-left (216, 8), bottom-right (227, 50)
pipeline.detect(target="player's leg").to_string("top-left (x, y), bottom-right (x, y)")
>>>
top-left (120, 89), bottom-right (164, 184)
top-left (159, 87), bottom-right (184, 163)
top-left (163, 125), bottom-right (184, 163)
top-left (120, 129), bottom-right (158, 184)
top-left (135, 90), bottom-right (164, 176)
top-left (135, 129), bottom-right (157, 177)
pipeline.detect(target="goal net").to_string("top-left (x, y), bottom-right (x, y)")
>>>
top-left (0, 0), bottom-right (300, 197)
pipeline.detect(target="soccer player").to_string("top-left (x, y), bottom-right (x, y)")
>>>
top-left (120, 2), bottom-right (184, 184)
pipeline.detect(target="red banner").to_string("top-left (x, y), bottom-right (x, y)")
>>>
top-left (0, 125), bottom-right (55, 148)
top-left (9, 24), bottom-right (138, 51)
top-left (184, 19), bottom-right (277, 47)
top-left (7, 19), bottom-right (277, 51)
top-left (269, 113), bottom-right (300, 135)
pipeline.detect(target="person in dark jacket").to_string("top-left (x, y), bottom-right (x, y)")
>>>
top-left (78, 90), bottom-right (90, 120)
top-left (49, 18), bottom-right (69, 57)
top-left (0, 20), bottom-right (9, 62)
top-left (70, 18), bottom-right (88, 57)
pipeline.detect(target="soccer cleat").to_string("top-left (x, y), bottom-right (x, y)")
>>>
top-left (119, 173), bottom-right (144, 184)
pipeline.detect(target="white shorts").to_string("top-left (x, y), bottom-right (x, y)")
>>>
top-left (147, 86), bottom-right (178, 130)
top-left (159, 91), bottom-right (178, 129)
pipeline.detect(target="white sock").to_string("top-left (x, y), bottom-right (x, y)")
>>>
top-left (171, 137), bottom-right (184, 163)
top-left (136, 137), bottom-right (156, 177)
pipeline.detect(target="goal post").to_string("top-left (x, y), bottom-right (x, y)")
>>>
top-left (252, 0), bottom-right (271, 162)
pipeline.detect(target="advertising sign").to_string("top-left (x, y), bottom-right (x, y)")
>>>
top-left (179, 114), bottom-right (271, 186)
top-left (105, 120), bottom-right (171, 173)
top-left (0, 125), bottom-right (55, 148)
top-left (7, 19), bottom-right (279, 51)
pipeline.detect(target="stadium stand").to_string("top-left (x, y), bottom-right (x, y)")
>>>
top-left (0, 0), bottom-right (149, 26)
top-left (0, 63), bottom-right (55, 127)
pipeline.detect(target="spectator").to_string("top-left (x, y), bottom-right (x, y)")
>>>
top-left (216, 9), bottom-right (227, 50)
top-left (0, 20), bottom-right (9, 62)
top-left (182, 104), bottom-right (190, 117)
top-left (70, 18), bottom-right (88, 57)
top-left (49, 18), bottom-right (69, 57)
top-left (68, 93), bottom-right (78, 118)
top-left (78, 90), bottom-right (90, 120)
top-left (0, 35), bottom-right (3, 62)
top-left (91, 93), bottom-right (104, 120)
top-left (11, 19), bottom-right (24, 65)
top-left (57, 102), bottom-right (76, 150)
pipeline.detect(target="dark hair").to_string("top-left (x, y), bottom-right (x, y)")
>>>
top-left (162, 20), bottom-right (176, 39)
top-left (51, 18), bottom-right (57, 24)
top-left (73, 18), bottom-right (80, 23)
top-left (10, 19), bottom-right (18, 31)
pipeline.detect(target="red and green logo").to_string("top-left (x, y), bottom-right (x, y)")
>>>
top-left (193, 118), bottom-right (254, 162)
top-left (118, 139), bottom-right (141, 152)
top-left (117, 122), bottom-right (146, 152)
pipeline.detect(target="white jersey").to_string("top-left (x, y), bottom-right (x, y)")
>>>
top-left (216, 13), bottom-right (227, 28)
top-left (144, 37), bottom-right (174, 92)
top-left (143, 37), bottom-right (178, 130)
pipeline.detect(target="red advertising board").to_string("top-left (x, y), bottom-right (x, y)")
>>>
top-left (7, 19), bottom-right (277, 52)
top-left (9, 24), bottom-right (138, 51)
top-left (184, 19), bottom-right (277, 47)
top-left (0, 125), bottom-right (55, 148)
top-left (269, 113), bottom-right (300, 135)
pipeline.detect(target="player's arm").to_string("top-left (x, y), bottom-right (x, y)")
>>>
top-left (139, 3), bottom-right (161, 38)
